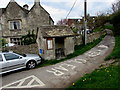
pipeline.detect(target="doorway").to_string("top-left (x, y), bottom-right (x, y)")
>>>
top-left (55, 37), bottom-right (65, 59)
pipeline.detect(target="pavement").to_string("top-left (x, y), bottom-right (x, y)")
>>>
top-left (0, 30), bottom-right (115, 89)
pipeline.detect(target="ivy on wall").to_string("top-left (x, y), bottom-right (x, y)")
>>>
top-left (22, 30), bottom-right (37, 45)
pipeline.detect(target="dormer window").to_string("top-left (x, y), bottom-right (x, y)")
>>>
top-left (9, 20), bottom-right (21, 30)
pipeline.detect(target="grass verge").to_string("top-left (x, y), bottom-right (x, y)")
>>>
top-left (105, 36), bottom-right (120, 60)
top-left (67, 65), bottom-right (120, 88)
top-left (93, 24), bottom-right (114, 32)
top-left (37, 35), bottom-right (105, 68)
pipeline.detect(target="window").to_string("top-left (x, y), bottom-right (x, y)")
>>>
top-left (10, 38), bottom-right (22, 45)
top-left (9, 20), bottom-right (21, 30)
top-left (0, 55), bottom-right (3, 62)
top-left (47, 38), bottom-right (53, 50)
top-left (4, 53), bottom-right (19, 61)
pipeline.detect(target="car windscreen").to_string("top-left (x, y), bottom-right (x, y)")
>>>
top-left (19, 54), bottom-right (26, 57)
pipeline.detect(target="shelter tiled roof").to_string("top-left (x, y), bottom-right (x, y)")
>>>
top-left (39, 25), bottom-right (75, 38)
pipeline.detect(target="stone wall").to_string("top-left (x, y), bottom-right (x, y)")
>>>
top-left (3, 44), bottom-right (39, 54)
top-left (42, 38), bottom-right (56, 60)
top-left (64, 37), bottom-right (74, 55)
top-left (75, 31), bottom-right (106, 46)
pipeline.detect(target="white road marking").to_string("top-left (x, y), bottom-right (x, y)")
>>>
top-left (62, 63), bottom-right (76, 70)
top-left (27, 78), bottom-right (35, 86)
top-left (111, 42), bottom-right (115, 44)
top-left (54, 65), bottom-right (69, 71)
top-left (86, 50), bottom-right (102, 57)
top-left (46, 68), bottom-right (64, 76)
top-left (67, 59), bottom-right (87, 64)
top-left (46, 63), bottom-right (76, 76)
top-left (98, 45), bottom-right (108, 49)
top-left (17, 79), bottom-right (26, 87)
top-left (0, 75), bottom-right (45, 89)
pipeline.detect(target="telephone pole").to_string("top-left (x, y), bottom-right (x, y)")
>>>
top-left (84, 0), bottom-right (87, 45)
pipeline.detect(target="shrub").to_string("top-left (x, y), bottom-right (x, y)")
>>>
top-left (0, 38), bottom-right (7, 48)
top-left (110, 11), bottom-right (120, 35)
top-left (22, 30), bottom-right (36, 45)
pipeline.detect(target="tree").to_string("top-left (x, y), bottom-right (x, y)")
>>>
top-left (87, 14), bottom-right (96, 29)
top-left (57, 19), bottom-right (68, 25)
top-left (110, 11), bottom-right (120, 35)
top-left (94, 14), bottom-right (109, 29)
top-left (112, 0), bottom-right (120, 13)
top-left (109, 0), bottom-right (120, 35)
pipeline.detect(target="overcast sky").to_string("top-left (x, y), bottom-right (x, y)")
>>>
top-left (0, 0), bottom-right (116, 24)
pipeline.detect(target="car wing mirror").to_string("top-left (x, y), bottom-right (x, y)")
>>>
top-left (19, 57), bottom-right (22, 59)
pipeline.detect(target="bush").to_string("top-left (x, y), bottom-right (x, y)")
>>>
top-left (22, 30), bottom-right (36, 45)
top-left (110, 11), bottom-right (120, 35)
top-left (0, 38), bottom-right (7, 48)
top-left (94, 15), bottom-right (109, 28)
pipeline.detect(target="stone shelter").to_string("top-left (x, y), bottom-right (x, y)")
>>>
top-left (37, 25), bottom-right (75, 60)
top-left (0, 0), bottom-right (54, 45)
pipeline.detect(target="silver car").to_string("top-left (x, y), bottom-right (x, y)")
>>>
top-left (0, 52), bottom-right (42, 74)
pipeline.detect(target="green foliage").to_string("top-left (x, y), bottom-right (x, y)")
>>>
top-left (105, 36), bottom-right (120, 60)
top-left (37, 35), bottom-right (105, 68)
top-left (72, 27), bottom-right (78, 33)
top-left (94, 15), bottom-right (109, 29)
top-left (110, 11), bottom-right (120, 36)
top-left (22, 30), bottom-right (36, 45)
top-left (67, 65), bottom-right (120, 88)
top-left (103, 24), bottom-right (114, 30)
top-left (0, 38), bottom-right (7, 48)
top-left (93, 26), bottom-right (103, 32)
top-left (93, 24), bottom-right (114, 32)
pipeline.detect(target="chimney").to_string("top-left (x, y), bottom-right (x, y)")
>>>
top-left (10, 0), bottom-right (15, 2)
top-left (34, 0), bottom-right (40, 6)
top-left (23, 4), bottom-right (29, 10)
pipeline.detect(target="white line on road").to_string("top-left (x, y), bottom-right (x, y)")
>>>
top-left (67, 59), bottom-right (87, 64)
top-left (0, 75), bottom-right (45, 89)
top-left (46, 68), bottom-right (64, 76)
top-left (85, 50), bottom-right (102, 57)
top-left (98, 45), bottom-right (108, 49)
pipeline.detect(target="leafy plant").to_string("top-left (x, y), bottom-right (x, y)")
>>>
top-left (0, 38), bottom-right (7, 48)
top-left (22, 30), bottom-right (36, 45)
top-left (110, 11), bottom-right (120, 36)
top-left (72, 27), bottom-right (78, 33)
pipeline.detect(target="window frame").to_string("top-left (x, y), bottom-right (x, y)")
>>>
top-left (10, 38), bottom-right (22, 45)
top-left (46, 38), bottom-right (53, 50)
top-left (4, 53), bottom-right (20, 61)
top-left (9, 20), bottom-right (21, 30)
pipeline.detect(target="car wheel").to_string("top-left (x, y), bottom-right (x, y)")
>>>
top-left (27, 60), bottom-right (36, 69)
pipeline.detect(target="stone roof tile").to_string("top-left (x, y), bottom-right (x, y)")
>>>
top-left (40, 25), bottom-right (75, 38)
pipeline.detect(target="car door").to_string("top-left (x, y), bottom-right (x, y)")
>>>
top-left (0, 54), bottom-right (7, 73)
top-left (3, 53), bottom-right (26, 71)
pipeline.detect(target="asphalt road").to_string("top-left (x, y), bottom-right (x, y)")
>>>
top-left (0, 31), bottom-right (115, 89)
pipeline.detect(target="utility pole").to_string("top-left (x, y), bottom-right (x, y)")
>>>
top-left (84, 0), bottom-right (87, 45)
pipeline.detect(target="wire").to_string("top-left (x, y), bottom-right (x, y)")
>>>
top-left (66, 0), bottom-right (78, 19)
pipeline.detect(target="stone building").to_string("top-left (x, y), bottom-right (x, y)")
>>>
top-left (37, 25), bottom-right (75, 60)
top-left (0, 0), bottom-right (54, 45)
